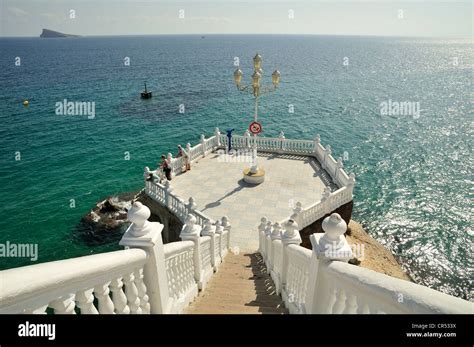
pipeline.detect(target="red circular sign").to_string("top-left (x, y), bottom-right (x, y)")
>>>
top-left (249, 121), bottom-right (262, 135)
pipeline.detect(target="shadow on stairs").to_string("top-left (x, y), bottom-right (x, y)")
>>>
top-left (185, 252), bottom-right (288, 314)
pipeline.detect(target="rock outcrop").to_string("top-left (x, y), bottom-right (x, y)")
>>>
top-left (40, 29), bottom-right (80, 38)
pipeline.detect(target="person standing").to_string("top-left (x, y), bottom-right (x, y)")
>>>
top-left (160, 154), bottom-right (172, 181)
top-left (177, 145), bottom-right (191, 172)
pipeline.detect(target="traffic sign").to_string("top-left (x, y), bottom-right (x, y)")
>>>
top-left (249, 121), bottom-right (262, 135)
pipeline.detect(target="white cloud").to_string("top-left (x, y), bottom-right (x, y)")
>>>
top-left (8, 6), bottom-right (29, 17)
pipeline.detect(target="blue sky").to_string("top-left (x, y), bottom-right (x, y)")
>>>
top-left (1, 0), bottom-right (472, 37)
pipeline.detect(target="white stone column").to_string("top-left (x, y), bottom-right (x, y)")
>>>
top-left (215, 220), bottom-right (224, 262)
top-left (186, 197), bottom-right (197, 215)
top-left (264, 221), bottom-right (273, 270)
top-left (281, 219), bottom-right (302, 289)
top-left (179, 214), bottom-right (204, 289)
top-left (258, 217), bottom-right (268, 255)
top-left (347, 173), bottom-right (356, 195)
top-left (304, 213), bottom-right (352, 313)
top-left (221, 216), bottom-right (231, 250)
top-left (270, 222), bottom-right (282, 276)
top-left (313, 134), bottom-right (321, 154)
top-left (215, 127), bottom-right (221, 147)
top-left (119, 202), bottom-right (171, 314)
top-left (293, 201), bottom-right (303, 224)
top-left (201, 219), bottom-right (218, 271)
top-left (186, 142), bottom-right (192, 167)
top-left (323, 145), bottom-right (332, 170)
top-left (335, 157), bottom-right (344, 183)
top-left (321, 187), bottom-right (332, 214)
top-left (164, 180), bottom-right (173, 210)
top-left (244, 129), bottom-right (251, 149)
top-left (200, 134), bottom-right (206, 157)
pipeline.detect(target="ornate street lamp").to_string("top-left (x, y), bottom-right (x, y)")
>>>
top-left (233, 53), bottom-right (280, 184)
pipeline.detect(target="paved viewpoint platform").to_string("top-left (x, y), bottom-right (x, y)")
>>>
top-left (172, 151), bottom-right (337, 251)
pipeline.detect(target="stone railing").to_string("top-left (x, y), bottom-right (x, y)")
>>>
top-left (152, 128), bottom-right (353, 189)
top-left (0, 202), bottom-right (232, 314)
top-left (258, 213), bottom-right (474, 314)
top-left (148, 129), bottom-right (355, 235)
top-left (145, 179), bottom-right (215, 229)
top-left (0, 248), bottom-right (149, 314)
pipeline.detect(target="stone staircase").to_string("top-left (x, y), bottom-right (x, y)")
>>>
top-left (186, 252), bottom-right (287, 314)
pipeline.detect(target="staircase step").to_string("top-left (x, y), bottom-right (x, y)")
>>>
top-left (184, 252), bottom-right (287, 314)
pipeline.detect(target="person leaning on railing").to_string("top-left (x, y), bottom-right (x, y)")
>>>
top-left (160, 155), bottom-right (172, 181)
top-left (177, 145), bottom-right (191, 172)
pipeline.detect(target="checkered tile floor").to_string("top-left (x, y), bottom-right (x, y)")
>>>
top-left (171, 152), bottom-right (336, 251)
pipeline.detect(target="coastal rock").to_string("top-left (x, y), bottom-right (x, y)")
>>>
top-left (345, 220), bottom-right (412, 282)
top-left (82, 192), bottom-right (136, 231)
top-left (40, 29), bottom-right (80, 38)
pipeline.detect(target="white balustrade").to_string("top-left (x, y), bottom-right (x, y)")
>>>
top-left (200, 236), bottom-right (213, 289)
top-left (202, 219), bottom-right (220, 271)
top-left (163, 241), bottom-right (197, 313)
top-left (284, 244), bottom-right (312, 314)
top-left (0, 248), bottom-right (148, 314)
top-left (256, 212), bottom-right (474, 314)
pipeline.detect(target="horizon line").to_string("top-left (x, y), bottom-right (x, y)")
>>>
top-left (1, 33), bottom-right (471, 39)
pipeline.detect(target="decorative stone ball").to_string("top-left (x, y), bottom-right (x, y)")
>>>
top-left (285, 219), bottom-right (299, 238)
top-left (127, 202), bottom-right (150, 228)
top-left (185, 214), bottom-right (197, 227)
top-left (322, 213), bottom-right (347, 242)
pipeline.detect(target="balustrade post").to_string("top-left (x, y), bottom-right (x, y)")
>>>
top-left (323, 145), bottom-right (332, 170)
top-left (270, 222), bottom-right (282, 272)
top-left (221, 216), bottom-right (231, 251)
top-left (215, 127), bottom-right (221, 147)
top-left (186, 196), bottom-right (197, 215)
top-left (215, 220), bottom-right (224, 263)
top-left (305, 213), bottom-right (352, 313)
top-left (279, 131), bottom-right (285, 153)
top-left (186, 142), bottom-right (192, 164)
top-left (264, 221), bottom-right (273, 270)
top-left (258, 216), bottom-right (268, 255)
top-left (119, 202), bottom-right (171, 313)
top-left (200, 134), bottom-right (206, 157)
top-left (335, 157), bottom-right (343, 184)
top-left (201, 219), bottom-right (218, 271)
top-left (291, 201), bottom-right (303, 229)
top-left (164, 180), bottom-right (173, 209)
top-left (281, 219), bottom-right (302, 290)
top-left (244, 129), bottom-right (251, 149)
top-left (347, 173), bottom-right (356, 195)
top-left (180, 214), bottom-right (204, 289)
top-left (313, 134), bottom-right (321, 154)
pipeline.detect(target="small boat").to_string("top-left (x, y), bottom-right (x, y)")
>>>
top-left (141, 82), bottom-right (152, 99)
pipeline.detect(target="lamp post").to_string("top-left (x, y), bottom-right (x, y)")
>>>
top-left (233, 53), bottom-right (280, 184)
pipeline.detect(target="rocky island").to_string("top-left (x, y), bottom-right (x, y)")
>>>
top-left (40, 29), bottom-right (80, 38)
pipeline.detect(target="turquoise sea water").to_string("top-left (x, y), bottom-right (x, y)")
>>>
top-left (0, 35), bottom-right (472, 299)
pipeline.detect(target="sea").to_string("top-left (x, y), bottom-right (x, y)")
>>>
top-left (0, 35), bottom-right (472, 300)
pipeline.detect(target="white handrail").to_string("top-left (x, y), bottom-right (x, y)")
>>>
top-left (312, 260), bottom-right (473, 314)
top-left (0, 249), bottom-right (148, 314)
top-left (257, 216), bottom-right (474, 314)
